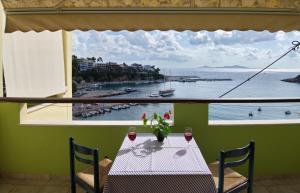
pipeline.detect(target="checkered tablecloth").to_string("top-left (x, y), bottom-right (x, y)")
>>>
top-left (104, 133), bottom-right (217, 193)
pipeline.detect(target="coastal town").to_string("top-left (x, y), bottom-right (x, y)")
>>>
top-left (72, 55), bottom-right (166, 119)
top-left (72, 55), bottom-right (233, 119)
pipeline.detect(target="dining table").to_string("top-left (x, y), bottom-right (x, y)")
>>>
top-left (104, 133), bottom-right (217, 193)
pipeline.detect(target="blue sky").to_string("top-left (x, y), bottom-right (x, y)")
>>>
top-left (72, 30), bottom-right (300, 69)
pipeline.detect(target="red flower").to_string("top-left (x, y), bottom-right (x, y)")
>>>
top-left (164, 112), bottom-right (170, 120)
top-left (142, 113), bottom-right (147, 120)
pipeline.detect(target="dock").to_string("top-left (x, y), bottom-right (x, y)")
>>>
top-left (166, 76), bottom-right (232, 82)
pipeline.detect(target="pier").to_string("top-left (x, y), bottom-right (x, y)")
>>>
top-left (166, 76), bottom-right (232, 82)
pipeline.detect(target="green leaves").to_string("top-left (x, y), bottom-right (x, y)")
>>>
top-left (142, 112), bottom-right (171, 138)
top-left (143, 118), bottom-right (148, 126)
top-left (153, 112), bottom-right (158, 120)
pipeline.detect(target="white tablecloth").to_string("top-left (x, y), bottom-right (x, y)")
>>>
top-left (104, 133), bottom-right (217, 193)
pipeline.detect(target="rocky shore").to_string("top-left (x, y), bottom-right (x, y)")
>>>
top-left (281, 75), bottom-right (300, 83)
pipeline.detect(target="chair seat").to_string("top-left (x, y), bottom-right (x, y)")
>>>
top-left (208, 161), bottom-right (248, 192)
top-left (76, 158), bottom-right (112, 192)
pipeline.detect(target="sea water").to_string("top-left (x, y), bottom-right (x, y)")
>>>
top-left (76, 68), bottom-right (300, 121)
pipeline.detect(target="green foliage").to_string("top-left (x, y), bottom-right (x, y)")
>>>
top-left (72, 56), bottom-right (79, 78)
top-left (72, 55), bottom-right (164, 83)
top-left (72, 81), bottom-right (77, 93)
top-left (143, 112), bottom-right (171, 138)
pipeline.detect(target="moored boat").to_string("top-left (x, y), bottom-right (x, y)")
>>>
top-left (149, 93), bottom-right (159, 97)
top-left (159, 89), bottom-right (175, 97)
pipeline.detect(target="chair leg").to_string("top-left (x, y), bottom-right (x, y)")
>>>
top-left (247, 185), bottom-right (252, 193)
top-left (71, 181), bottom-right (76, 193)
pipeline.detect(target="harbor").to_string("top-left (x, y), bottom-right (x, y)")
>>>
top-left (73, 102), bottom-right (142, 119)
top-left (71, 69), bottom-right (300, 121)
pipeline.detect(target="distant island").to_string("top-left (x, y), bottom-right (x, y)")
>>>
top-left (198, 65), bottom-right (249, 69)
top-left (281, 75), bottom-right (300, 83)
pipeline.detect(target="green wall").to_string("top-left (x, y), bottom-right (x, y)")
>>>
top-left (0, 102), bottom-right (300, 176)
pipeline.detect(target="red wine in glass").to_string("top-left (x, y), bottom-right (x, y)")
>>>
top-left (128, 131), bottom-right (136, 141)
top-left (184, 127), bottom-right (193, 148)
top-left (184, 132), bottom-right (193, 142)
top-left (128, 127), bottom-right (137, 149)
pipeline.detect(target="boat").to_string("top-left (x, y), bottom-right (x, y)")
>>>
top-left (149, 93), bottom-right (159, 97)
top-left (159, 72), bottom-right (175, 97)
top-left (81, 113), bottom-right (87, 118)
top-left (285, 110), bottom-right (291, 115)
top-left (124, 88), bottom-right (137, 93)
top-left (112, 106), bottom-right (120, 111)
top-left (104, 108), bottom-right (111, 113)
top-left (89, 83), bottom-right (102, 90)
top-left (159, 89), bottom-right (175, 97)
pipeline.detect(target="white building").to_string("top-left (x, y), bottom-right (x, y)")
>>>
top-left (144, 65), bottom-right (155, 71)
top-left (78, 58), bottom-right (96, 71)
top-left (131, 63), bottom-right (143, 71)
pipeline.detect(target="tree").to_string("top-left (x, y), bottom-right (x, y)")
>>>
top-left (72, 56), bottom-right (79, 78)
top-left (72, 80), bottom-right (78, 93)
top-left (97, 57), bottom-right (103, 63)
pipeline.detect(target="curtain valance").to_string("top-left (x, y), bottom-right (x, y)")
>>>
top-left (2, 0), bottom-right (300, 32)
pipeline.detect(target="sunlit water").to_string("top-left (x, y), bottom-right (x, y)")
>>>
top-left (75, 68), bottom-right (300, 120)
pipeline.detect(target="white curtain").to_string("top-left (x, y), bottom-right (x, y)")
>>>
top-left (3, 30), bottom-right (65, 97)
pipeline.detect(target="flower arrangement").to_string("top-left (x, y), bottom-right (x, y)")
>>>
top-left (142, 111), bottom-right (172, 142)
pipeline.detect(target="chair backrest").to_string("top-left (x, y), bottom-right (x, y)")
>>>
top-left (69, 137), bottom-right (100, 193)
top-left (218, 141), bottom-right (255, 193)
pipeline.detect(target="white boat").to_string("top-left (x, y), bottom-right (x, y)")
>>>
top-left (159, 88), bottom-right (175, 97)
top-left (149, 93), bottom-right (159, 97)
top-left (111, 106), bottom-right (120, 111)
top-left (104, 108), bottom-right (111, 113)
top-left (124, 88), bottom-right (137, 93)
top-left (159, 72), bottom-right (175, 97)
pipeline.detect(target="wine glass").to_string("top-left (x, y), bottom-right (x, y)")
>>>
top-left (184, 127), bottom-right (193, 148)
top-left (128, 127), bottom-right (137, 149)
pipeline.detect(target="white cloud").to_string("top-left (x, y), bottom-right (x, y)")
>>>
top-left (275, 31), bottom-right (287, 41)
top-left (72, 30), bottom-right (300, 69)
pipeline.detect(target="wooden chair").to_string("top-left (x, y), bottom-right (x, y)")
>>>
top-left (69, 137), bottom-right (112, 193)
top-left (208, 141), bottom-right (255, 193)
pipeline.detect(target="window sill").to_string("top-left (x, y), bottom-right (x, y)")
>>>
top-left (209, 119), bottom-right (300, 126)
top-left (20, 120), bottom-right (174, 126)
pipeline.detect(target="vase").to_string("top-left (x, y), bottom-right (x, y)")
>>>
top-left (156, 131), bottom-right (165, 142)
